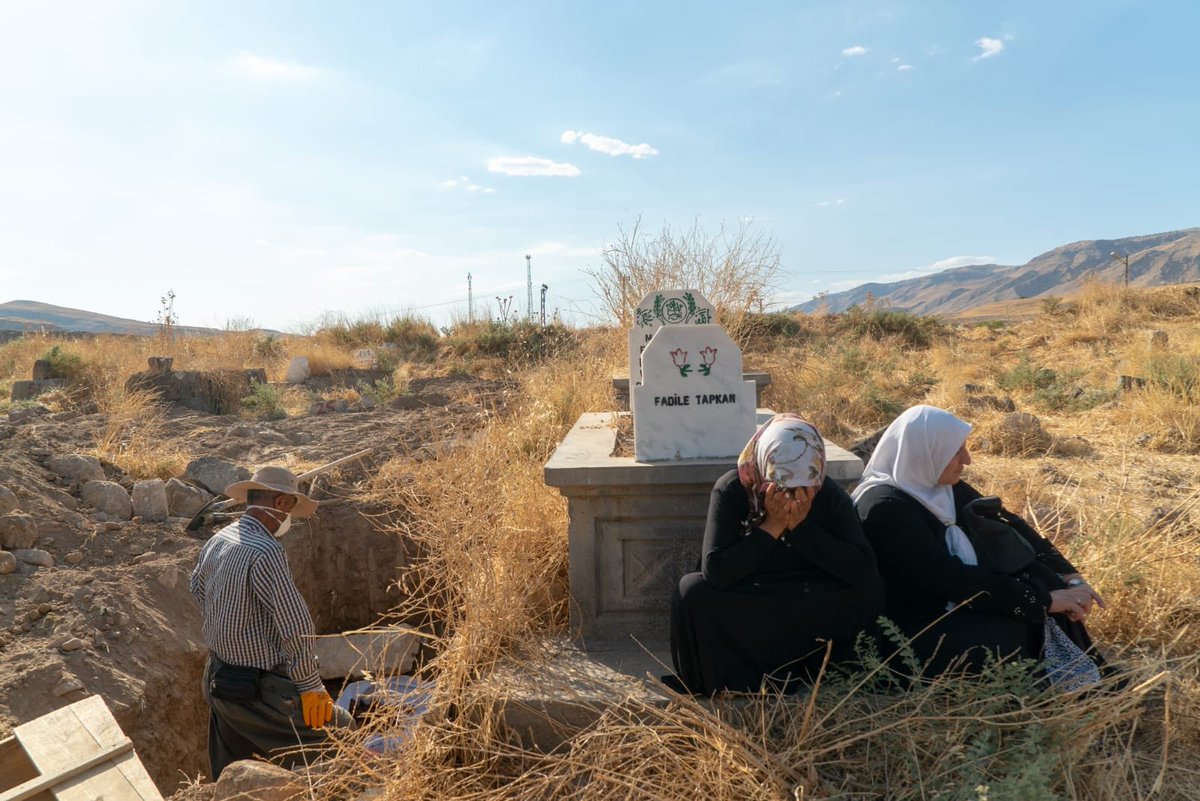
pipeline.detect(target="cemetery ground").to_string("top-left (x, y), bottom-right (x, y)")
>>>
top-left (2, 282), bottom-right (1200, 799)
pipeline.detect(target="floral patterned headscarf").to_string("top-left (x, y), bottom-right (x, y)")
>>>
top-left (737, 414), bottom-right (826, 522)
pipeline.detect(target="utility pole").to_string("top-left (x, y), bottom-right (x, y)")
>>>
top-left (1110, 251), bottom-right (1129, 288)
top-left (467, 273), bottom-right (473, 323)
top-left (539, 284), bottom-right (549, 326)
top-left (525, 254), bottom-right (533, 322)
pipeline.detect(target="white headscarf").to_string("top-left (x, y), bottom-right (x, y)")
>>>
top-left (851, 405), bottom-right (978, 566)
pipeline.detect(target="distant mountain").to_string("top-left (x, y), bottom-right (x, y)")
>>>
top-left (0, 300), bottom-right (221, 336)
top-left (794, 228), bottom-right (1200, 315)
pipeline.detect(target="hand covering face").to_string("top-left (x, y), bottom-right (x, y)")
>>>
top-left (737, 414), bottom-right (826, 523)
top-left (850, 405), bottom-right (978, 566)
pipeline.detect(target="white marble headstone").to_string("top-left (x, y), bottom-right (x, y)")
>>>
top-left (632, 324), bottom-right (756, 462)
top-left (627, 289), bottom-right (715, 386)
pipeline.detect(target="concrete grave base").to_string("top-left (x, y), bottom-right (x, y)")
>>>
top-left (483, 638), bottom-right (673, 754)
top-left (544, 411), bottom-right (863, 644)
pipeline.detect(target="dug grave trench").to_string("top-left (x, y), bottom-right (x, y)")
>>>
top-left (0, 370), bottom-right (512, 795)
top-left (0, 496), bottom-right (420, 795)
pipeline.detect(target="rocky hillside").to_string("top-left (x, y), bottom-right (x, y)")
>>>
top-left (0, 300), bottom-right (219, 336)
top-left (796, 227), bottom-right (1200, 315)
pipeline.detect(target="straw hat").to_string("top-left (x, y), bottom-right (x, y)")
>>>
top-left (223, 466), bottom-right (318, 519)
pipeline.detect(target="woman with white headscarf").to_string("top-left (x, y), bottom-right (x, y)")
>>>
top-left (853, 405), bottom-right (1106, 683)
top-left (668, 415), bottom-right (884, 695)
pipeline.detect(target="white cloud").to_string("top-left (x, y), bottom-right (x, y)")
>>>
top-left (561, 130), bottom-right (659, 159)
top-left (842, 45), bottom-right (869, 56)
top-left (487, 156), bottom-right (580, 177)
top-left (814, 198), bottom-right (845, 207)
top-left (896, 63), bottom-right (914, 72)
top-left (974, 37), bottom-right (1004, 60)
top-left (440, 176), bottom-right (495, 193)
top-left (225, 52), bottom-right (325, 83)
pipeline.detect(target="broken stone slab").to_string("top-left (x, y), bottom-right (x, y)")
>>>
top-left (65, 551), bottom-right (85, 565)
top-left (14, 548), bottom-right (54, 568)
top-left (146, 355), bottom-right (174, 375)
top-left (165, 477), bottom-right (213, 518)
top-left (47, 453), bottom-right (106, 483)
top-left (285, 356), bottom-right (310, 384)
top-left (8, 404), bottom-right (50, 423)
top-left (214, 760), bottom-right (302, 801)
top-left (31, 359), bottom-right (53, 380)
top-left (0, 511), bottom-right (39, 549)
top-left (312, 627), bottom-right (419, 680)
top-left (52, 675), bottom-right (86, 696)
top-left (126, 365), bottom-right (268, 415)
top-left (131, 479), bottom-right (169, 521)
top-left (10, 379), bottom-right (67, 402)
top-left (309, 399), bottom-right (348, 416)
top-left (0, 485), bottom-right (18, 515)
top-left (81, 480), bottom-right (132, 520)
top-left (186, 456), bottom-right (251, 495)
top-left (484, 638), bottom-right (673, 755)
top-left (0, 551), bottom-right (16, 574)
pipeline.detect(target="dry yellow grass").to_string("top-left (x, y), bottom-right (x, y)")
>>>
top-left (318, 283), bottom-right (1200, 800)
top-left (6, 287), bottom-right (1200, 798)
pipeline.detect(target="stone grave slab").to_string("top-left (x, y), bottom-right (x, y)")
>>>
top-left (627, 289), bottom-right (715, 386)
top-left (632, 324), bottom-right (756, 462)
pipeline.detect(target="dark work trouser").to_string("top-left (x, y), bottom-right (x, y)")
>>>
top-left (201, 653), bottom-right (355, 780)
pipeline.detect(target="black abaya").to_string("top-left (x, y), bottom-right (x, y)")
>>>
top-left (856, 481), bottom-right (1101, 676)
top-left (669, 472), bottom-right (884, 694)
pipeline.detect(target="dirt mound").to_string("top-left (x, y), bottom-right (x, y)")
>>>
top-left (0, 371), bottom-right (511, 793)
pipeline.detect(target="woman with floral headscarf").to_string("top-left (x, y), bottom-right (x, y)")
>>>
top-left (853, 405), bottom-right (1106, 687)
top-left (668, 415), bottom-right (884, 695)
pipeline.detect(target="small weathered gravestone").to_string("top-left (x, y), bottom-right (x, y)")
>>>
top-left (165, 478), bottom-right (213, 518)
top-left (186, 457), bottom-right (251, 496)
top-left (0, 511), bottom-right (39, 549)
top-left (632, 324), bottom-right (756, 462)
top-left (286, 356), bottom-right (311, 384)
top-left (627, 290), bottom-right (715, 386)
top-left (47, 453), bottom-right (106, 483)
top-left (131, 479), bottom-right (169, 522)
top-left (81, 481), bottom-right (133, 520)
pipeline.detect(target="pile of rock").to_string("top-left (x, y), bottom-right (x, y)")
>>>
top-left (36, 452), bottom-right (250, 528)
top-left (1, 483), bottom-right (53, 573)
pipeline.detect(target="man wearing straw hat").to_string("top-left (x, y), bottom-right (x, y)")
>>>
top-left (190, 465), bottom-right (353, 779)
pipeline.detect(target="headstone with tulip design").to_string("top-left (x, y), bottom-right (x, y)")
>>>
top-left (632, 323), bottom-right (756, 461)
top-left (627, 290), bottom-right (716, 387)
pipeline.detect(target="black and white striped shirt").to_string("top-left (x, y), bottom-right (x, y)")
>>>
top-left (189, 514), bottom-right (323, 692)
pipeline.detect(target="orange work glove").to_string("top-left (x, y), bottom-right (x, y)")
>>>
top-left (300, 690), bottom-right (334, 729)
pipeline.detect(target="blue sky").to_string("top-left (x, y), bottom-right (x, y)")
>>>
top-left (1, 1), bottom-right (1197, 331)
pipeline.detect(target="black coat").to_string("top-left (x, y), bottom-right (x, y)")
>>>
top-left (670, 471), bottom-right (884, 694)
top-left (856, 480), bottom-right (1089, 675)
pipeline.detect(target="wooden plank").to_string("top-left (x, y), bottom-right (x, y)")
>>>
top-left (0, 737), bottom-right (39, 791)
top-left (58, 699), bottom-right (161, 801)
top-left (13, 698), bottom-right (162, 801)
top-left (0, 739), bottom-right (130, 801)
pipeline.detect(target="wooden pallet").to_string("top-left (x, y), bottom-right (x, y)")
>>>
top-left (0, 695), bottom-right (162, 801)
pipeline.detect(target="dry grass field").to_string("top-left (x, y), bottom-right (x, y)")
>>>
top-left (3, 282), bottom-right (1199, 799)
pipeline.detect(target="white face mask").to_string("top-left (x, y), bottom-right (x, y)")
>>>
top-left (247, 505), bottom-right (292, 538)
